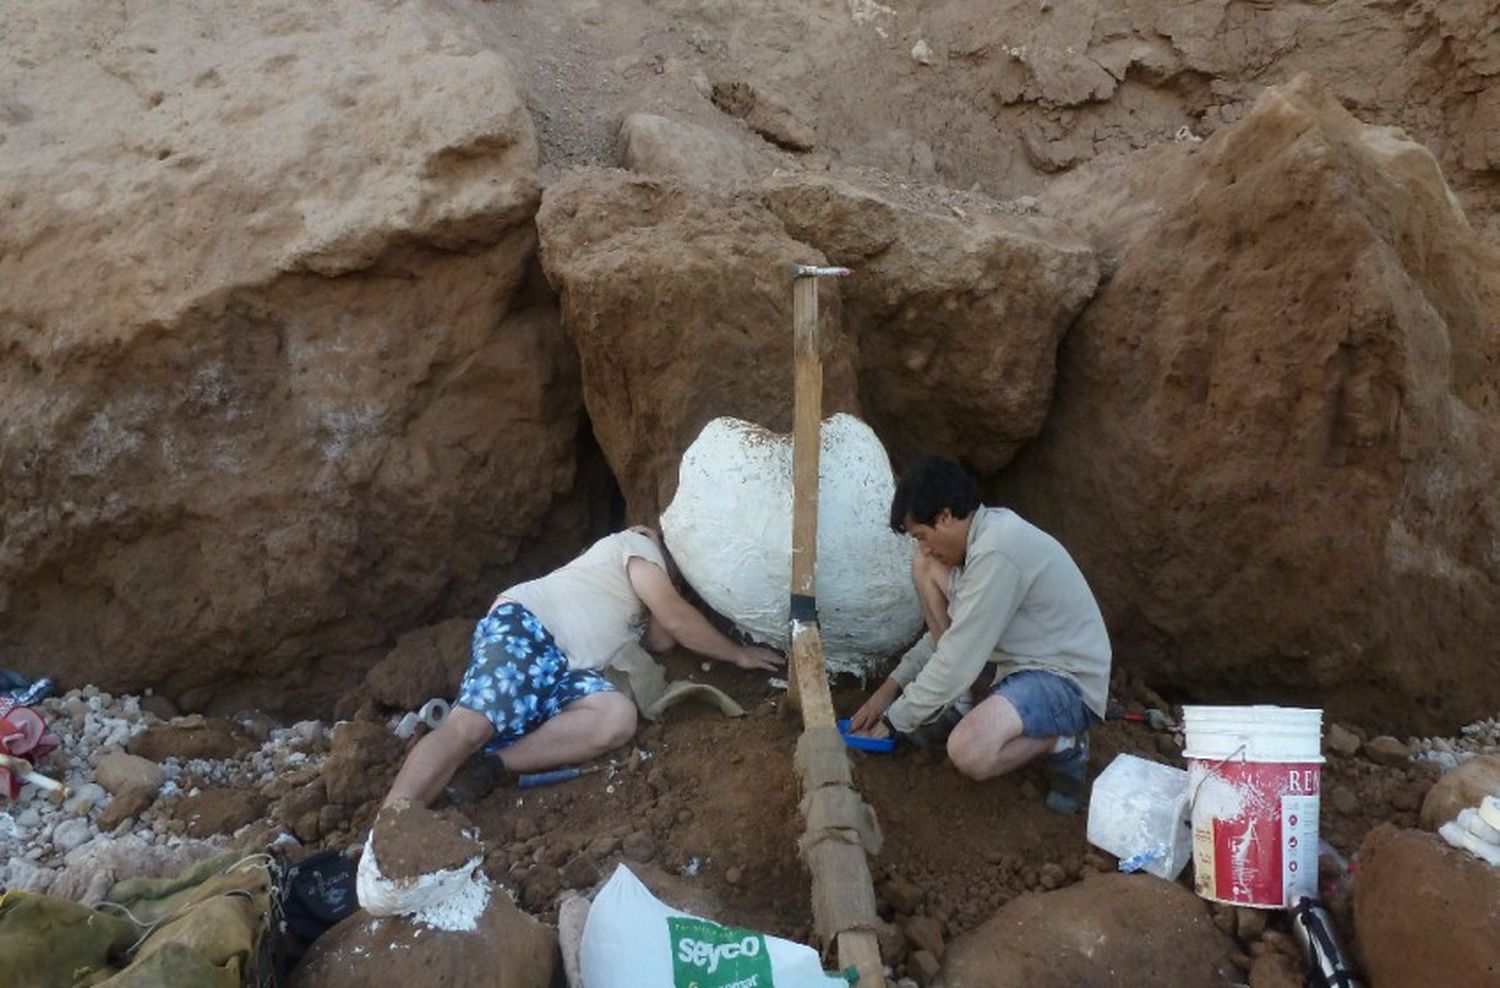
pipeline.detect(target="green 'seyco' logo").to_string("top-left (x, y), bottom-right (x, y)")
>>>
top-left (668, 915), bottom-right (775, 988)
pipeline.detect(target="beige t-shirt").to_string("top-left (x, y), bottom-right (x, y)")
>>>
top-left (495, 529), bottom-right (668, 671)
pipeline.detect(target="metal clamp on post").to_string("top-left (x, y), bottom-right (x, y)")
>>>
top-left (789, 264), bottom-right (853, 279)
top-left (789, 593), bottom-right (819, 624)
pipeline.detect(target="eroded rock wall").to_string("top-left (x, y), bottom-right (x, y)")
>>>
top-left (630, 0), bottom-right (1500, 239)
top-left (0, 0), bottom-right (584, 710)
top-left (996, 76), bottom-right (1500, 732)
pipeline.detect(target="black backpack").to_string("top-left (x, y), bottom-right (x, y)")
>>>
top-left (260, 848), bottom-right (360, 985)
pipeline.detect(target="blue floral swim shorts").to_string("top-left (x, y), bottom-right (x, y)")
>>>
top-left (457, 602), bottom-right (616, 751)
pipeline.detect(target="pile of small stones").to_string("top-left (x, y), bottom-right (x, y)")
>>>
top-left (1, 686), bottom-right (328, 895)
top-left (1409, 713), bottom-right (1500, 771)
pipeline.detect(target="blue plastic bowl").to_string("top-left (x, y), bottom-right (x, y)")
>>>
top-left (836, 718), bottom-right (897, 754)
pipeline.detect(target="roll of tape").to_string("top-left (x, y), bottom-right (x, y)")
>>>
top-left (419, 698), bottom-right (450, 730)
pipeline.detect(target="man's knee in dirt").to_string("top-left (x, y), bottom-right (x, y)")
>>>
top-left (945, 730), bottom-right (985, 780)
top-left (583, 693), bottom-right (638, 752)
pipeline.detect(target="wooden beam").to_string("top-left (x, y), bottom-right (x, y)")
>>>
top-left (790, 623), bottom-right (835, 730)
top-left (787, 268), bottom-right (886, 988)
top-left (791, 274), bottom-right (821, 603)
top-left (838, 930), bottom-right (887, 987)
top-left (787, 274), bottom-right (820, 714)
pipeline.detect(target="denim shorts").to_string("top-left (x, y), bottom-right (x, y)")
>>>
top-left (992, 669), bottom-right (1094, 739)
top-left (456, 602), bottom-right (616, 752)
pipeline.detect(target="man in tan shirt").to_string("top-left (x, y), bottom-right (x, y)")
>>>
top-left (849, 456), bottom-right (1111, 814)
top-left (383, 527), bottom-right (783, 808)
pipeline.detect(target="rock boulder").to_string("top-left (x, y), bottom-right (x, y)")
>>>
top-left (362, 618), bottom-right (475, 713)
top-left (938, 873), bottom-right (1238, 987)
top-left (536, 170), bottom-right (860, 516)
top-left (292, 881), bottom-right (558, 988)
top-left (1353, 824), bottom-right (1500, 988)
top-left (998, 75), bottom-right (1500, 733)
top-left (619, 113), bottom-right (780, 190)
top-left (764, 173), bottom-right (1099, 472)
top-left (1421, 755), bottom-right (1500, 831)
top-left (0, 0), bottom-right (582, 712)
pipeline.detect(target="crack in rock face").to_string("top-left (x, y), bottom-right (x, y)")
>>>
top-left (661, 413), bottom-right (921, 674)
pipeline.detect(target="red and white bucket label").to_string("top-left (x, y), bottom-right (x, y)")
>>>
top-left (1189, 760), bottom-right (1320, 908)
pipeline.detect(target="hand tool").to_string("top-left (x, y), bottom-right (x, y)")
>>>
top-left (517, 763), bottom-right (606, 789)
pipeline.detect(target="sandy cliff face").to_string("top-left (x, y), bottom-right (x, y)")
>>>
top-left (0, 0), bottom-right (583, 709)
top-left (618, 0), bottom-right (1500, 239)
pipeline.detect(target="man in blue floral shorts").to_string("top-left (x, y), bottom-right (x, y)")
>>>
top-left (383, 527), bottom-right (783, 808)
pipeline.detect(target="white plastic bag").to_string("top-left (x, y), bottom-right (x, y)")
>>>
top-left (580, 865), bottom-right (849, 988)
top-left (1086, 753), bottom-right (1192, 880)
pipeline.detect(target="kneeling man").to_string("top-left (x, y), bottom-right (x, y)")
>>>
top-left (383, 526), bottom-right (783, 808)
top-left (849, 456), bottom-right (1111, 814)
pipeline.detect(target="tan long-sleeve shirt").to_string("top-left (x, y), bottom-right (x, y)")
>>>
top-left (884, 506), bottom-right (1111, 735)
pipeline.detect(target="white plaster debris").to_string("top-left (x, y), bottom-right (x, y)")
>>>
top-left (0, 687), bottom-right (329, 895)
top-left (355, 833), bottom-right (492, 932)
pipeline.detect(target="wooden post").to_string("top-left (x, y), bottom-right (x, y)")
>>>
top-left (787, 265), bottom-right (886, 988)
top-left (787, 273), bottom-right (820, 715)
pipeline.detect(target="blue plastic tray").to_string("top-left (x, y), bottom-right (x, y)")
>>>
top-left (836, 718), bottom-right (897, 754)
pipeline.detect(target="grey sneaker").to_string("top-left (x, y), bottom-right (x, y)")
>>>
top-left (444, 753), bottom-right (509, 806)
top-left (907, 704), bottom-right (966, 751)
top-left (1045, 733), bottom-right (1090, 815)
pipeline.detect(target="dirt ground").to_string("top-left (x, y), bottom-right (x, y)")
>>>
top-left (12, 646), bottom-right (1435, 983)
top-left (418, 651), bottom-right (1423, 966)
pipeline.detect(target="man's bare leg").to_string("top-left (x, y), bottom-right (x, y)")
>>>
top-left (494, 691), bottom-right (637, 773)
top-left (912, 552), bottom-right (954, 644)
top-left (383, 706), bottom-right (496, 809)
top-left (945, 693), bottom-right (1056, 781)
top-left (383, 692), bottom-right (637, 809)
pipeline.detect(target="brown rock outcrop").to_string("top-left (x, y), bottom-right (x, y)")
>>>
top-left (536, 170), bottom-right (860, 515)
top-left (938, 873), bottom-right (1238, 987)
top-left (997, 76), bottom-right (1500, 732)
top-left (1421, 755), bottom-right (1500, 831)
top-left (764, 173), bottom-right (1099, 472)
top-left (0, 0), bottom-right (584, 710)
top-left (1353, 824), bottom-right (1500, 988)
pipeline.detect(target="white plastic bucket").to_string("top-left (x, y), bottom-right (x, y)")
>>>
top-left (1183, 705), bottom-right (1323, 908)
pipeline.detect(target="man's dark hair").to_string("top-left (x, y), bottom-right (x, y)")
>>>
top-left (889, 455), bottom-right (982, 533)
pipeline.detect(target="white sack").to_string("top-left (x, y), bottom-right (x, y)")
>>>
top-left (660, 414), bottom-right (920, 675)
top-left (580, 864), bottom-right (847, 988)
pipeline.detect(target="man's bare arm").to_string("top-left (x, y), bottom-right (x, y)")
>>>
top-left (627, 558), bottom-right (784, 671)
